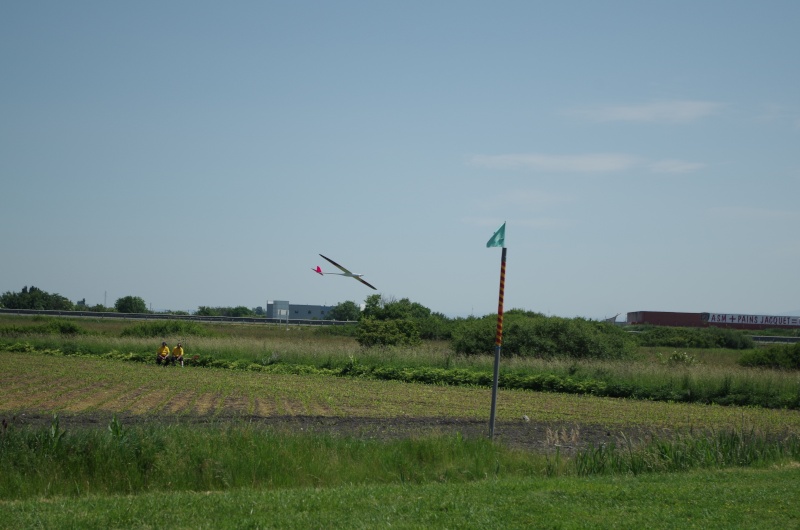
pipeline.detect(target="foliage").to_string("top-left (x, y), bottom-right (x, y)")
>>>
top-left (0, 286), bottom-right (74, 311)
top-left (361, 295), bottom-right (457, 340)
top-left (633, 325), bottom-right (754, 349)
top-left (362, 295), bottom-right (431, 320)
top-left (355, 317), bottom-right (422, 348)
top-left (739, 342), bottom-right (800, 370)
top-left (328, 300), bottom-right (361, 321)
top-left (655, 350), bottom-right (699, 366)
top-left (114, 296), bottom-right (148, 314)
top-left (196, 306), bottom-right (256, 317)
top-left (416, 312), bottom-right (456, 340)
top-left (451, 311), bottom-right (637, 360)
top-left (119, 320), bottom-right (213, 338)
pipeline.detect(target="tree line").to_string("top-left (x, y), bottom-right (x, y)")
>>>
top-left (1, 286), bottom-right (151, 314)
top-left (1, 286), bottom-right (657, 358)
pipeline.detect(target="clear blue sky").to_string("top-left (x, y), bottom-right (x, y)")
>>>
top-left (2, 1), bottom-right (799, 319)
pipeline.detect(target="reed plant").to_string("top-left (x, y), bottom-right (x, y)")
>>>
top-left (0, 415), bottom-right (543, 500)
top-left (1, 415), bottom-right (797, 501)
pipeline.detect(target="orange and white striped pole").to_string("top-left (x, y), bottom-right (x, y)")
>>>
top-left (489, 246), bottom-right (507, 439)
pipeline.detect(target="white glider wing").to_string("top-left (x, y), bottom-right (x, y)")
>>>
top-left (315, 254), bottom-right (378, 290)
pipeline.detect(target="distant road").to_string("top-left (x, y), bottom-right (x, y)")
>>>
top-left (0, 308), bottom-right (356, 326)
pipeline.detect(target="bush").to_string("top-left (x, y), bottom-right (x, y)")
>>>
top-left (355, 318), bottom-right (421, 348)
top-left (416, 313), bottom-right (457, 341)
top-left (739, 343), bottom-right (800, 370)
top-left (451, 312), bottom-right (637, 359)
top-left (450, 317), bottom-right (496, 355)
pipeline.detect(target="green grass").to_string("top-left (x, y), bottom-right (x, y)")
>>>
top-left (1, 466), bottom-right (798, 529)
top-left (3, 337), bottom-right (800, 528)
top-left (0, 418), bottom-right (541, 500)
top-left (5, 351), bottom-right (800, 434)
top-left (1, 415), bottom-right (797, 501)
top-left (5, 330), bottom-right (800, 409)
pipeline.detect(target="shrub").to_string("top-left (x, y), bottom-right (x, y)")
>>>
top-left (416, 313), bottom-right (456, 341)
top-left (451, 312), bottom-right (637, 359)
top-left (355, 318), bottom-right (421, 348)
top-left (656, 351), bottom-right (699, 366)
top-left (739, 343), bottom-right (800, 370)
top-left (450, 317), bottom-right (496, 356)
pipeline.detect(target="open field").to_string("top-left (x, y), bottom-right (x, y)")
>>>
top-left (4, 351), bottom-right (800, 452)
top-left (2, 316), bottom-right (800, 527)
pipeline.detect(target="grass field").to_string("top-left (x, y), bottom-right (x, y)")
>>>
top-left (3, 467), bottom-right (799, 529)
top-left (4, 351), bottom-right (800, 436)
top-left (2, 315), bottom-right (800, 527)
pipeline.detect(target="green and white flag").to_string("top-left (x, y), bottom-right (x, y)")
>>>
top-left (486, 222), bottom-right (506, 248)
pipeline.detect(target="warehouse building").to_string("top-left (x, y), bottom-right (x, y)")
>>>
top-left (266, 300), bottom-right (334, 320)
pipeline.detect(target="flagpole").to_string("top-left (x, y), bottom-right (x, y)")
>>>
top-left (489, 246), bottom-right (506, 439)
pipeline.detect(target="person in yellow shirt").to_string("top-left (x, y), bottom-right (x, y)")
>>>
top-left (156, 341), bottom-right (170, 365)
top-left (172, 342), bottom-right (185, 367)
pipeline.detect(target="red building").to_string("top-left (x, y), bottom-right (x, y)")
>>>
top-left (626, 311), bottom-right (800, 331)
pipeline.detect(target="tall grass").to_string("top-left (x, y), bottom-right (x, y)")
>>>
top-left (1, 415), bottom-right (797, 501)
top-left (575, 428), bottom-right (800, 475)
top-left (0, 415), bottom-right (542, 500)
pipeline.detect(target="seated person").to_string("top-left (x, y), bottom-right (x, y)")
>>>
top-left (172, 342), bottom-right (184, 367)
top-left (156, 341), bottom-right (170, 365)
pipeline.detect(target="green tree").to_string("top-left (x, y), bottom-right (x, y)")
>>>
top-left (360, 295), bottom-right (455, 340)
top-left (228, 306), bottom-right (254, 317)
top-left (362, 294), bottom-right (384, 319)
top-left (195, 306), bottom-right (253, 317)
top-left (329, 301), bottom-right (361, 321)
top-left (0, 286), bottom-right (74, 311)
top-left (362, 295), bottom-right (431, 321)
top-left (115, 296), bottom-right (148, 314)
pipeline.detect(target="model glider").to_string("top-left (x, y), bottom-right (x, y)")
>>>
top-left (312, 254), bottom-right (377, 290)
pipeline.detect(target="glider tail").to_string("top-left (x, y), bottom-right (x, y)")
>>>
top-left (312, 266), bottom-right (324, 275)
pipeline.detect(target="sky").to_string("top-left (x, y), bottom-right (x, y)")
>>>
top-left (2, 1), bottom-right (799, 320)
